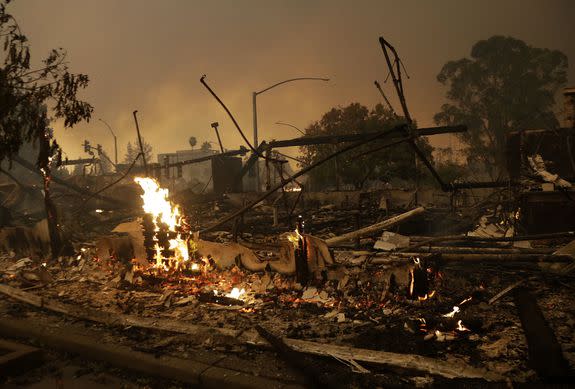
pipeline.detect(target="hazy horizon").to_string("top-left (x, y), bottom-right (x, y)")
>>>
top-left (9, 0), bottom-right (575, 164)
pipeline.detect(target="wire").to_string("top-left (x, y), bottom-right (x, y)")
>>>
top-left (200, 75), bottom-right (283, 163)
top-left (72, 152), bottom-right (143, 214)
top-left (200, 174), bottom-right (213, 194)
top-left (273, 150), bottom-right (307, 165)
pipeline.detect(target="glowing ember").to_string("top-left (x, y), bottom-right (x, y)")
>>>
top-left (456, 319), bottom-right (471, 332)
top-left (434, 330), bottom-right (455, 342)
top-left (287, 227), bottom-right (303, 248)
top-left (225, 287), bottom-right (246, 299)
top-left (134, 177), bottom-right (191, 269)
top-left (442, 306), bottom-right (460, 318)
top-left (418, 290), bottom-right (436, 301)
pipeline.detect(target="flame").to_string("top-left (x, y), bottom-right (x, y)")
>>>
top-left (287, 228), bottom-right (303, 249)
top-left (442, 306), bottom-right (460, 318)
top-left (134, 177), bottom-right (190, 269)
top-left (226, 287), bottom-right (245, 299)
top-left (459, 296), bottom-right (473, 305)
top-left (418, 290), bottom-right (436, 301)
top-left (456, 319), bottom-right (470, 332)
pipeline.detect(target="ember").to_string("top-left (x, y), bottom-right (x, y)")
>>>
top-left (225, 287), bottom-right (246, 300)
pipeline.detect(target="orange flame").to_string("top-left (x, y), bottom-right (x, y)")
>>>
top-left (135, 177), bottom-right (191, 269)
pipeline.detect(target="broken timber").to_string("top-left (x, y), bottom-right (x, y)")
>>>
top-left (400, 231), bottom-right (575, 252)
top-left (0, 283), bottom-right (502, 381)
top-left (513, 287), bottom-right (571, 381)
top-left (286, 338), bottom-right (503, 382)
top-left (325, 207), bottom-right (424, 247)
top-left (267, 125), bottom-right (466, 148)
top-left (370, 253), bottom-right (569, 263)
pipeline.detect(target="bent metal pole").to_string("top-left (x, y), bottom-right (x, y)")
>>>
top-left (133, 110), bottom-right (148, 175)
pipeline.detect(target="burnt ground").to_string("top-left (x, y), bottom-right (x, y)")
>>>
top-left (1, 193), bottom-right (575, 388)
top-left (1, 246), bottom-right (574, 388)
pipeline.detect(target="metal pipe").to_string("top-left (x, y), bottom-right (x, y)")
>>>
top-left (252, 77), bottom-right (329, 192)
top-left (132, 110), bottom-right (148, 175)
top-left (211, 122), bottom-right (224, 153)
top-left (98, 118), bottom-right (118, 165)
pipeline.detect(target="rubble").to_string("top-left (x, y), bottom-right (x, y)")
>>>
top-left (1, 50), bottom-right (574, 388)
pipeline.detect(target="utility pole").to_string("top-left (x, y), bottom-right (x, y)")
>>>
top-left (133, 110), bottom-right (148, 175)
top-left (98, 118), bottom-right (118, 165)
top-left (252, 77), bottom-right (329, 191)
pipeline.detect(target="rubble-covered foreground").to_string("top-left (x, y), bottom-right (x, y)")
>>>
top-left (1, 175), bottom-right (575, 387)
top-left (1, 228), bottom-right (574, 388)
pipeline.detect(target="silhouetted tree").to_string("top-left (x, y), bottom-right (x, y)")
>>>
top-left (434, 36), bottom-right (568, 178)
top-left (123, 139), bottom-right (153, 166)
top-left (200, 141), bottom-right (212, 152)
top-left (300, 103), bottom-right (433, 189)
top-left (0, 0), bottom-right (92, 257)
top-left (189, 136), bottom-right (197, 149)
top-left (98, 149), bottom-right (114, 174)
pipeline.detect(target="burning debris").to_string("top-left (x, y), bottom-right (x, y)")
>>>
top-left (135, 177), bottom-right (193, 270)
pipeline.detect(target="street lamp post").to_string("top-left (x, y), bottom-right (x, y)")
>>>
top-left (275, 121), bottom-right (305, 136)
top-left (252, 77), bottom-right (329, 191)
top-left (98, 118), bottom-right (118, 165)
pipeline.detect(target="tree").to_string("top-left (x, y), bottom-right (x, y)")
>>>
top-left (432, 147), bottom-right (466, 183)
top-left (189, 136), bottom-right (197, 149)
top-left (0, 0), bottom-right (93, 257)
top-left (98, 149), bottom-right (114, 174)
top-left (200, 141), bottom-right (212, 152)
top-left (300, 103), bottom-right (433, 189)
top-left (434, 36), bottom-right (568, 178)
top-left (123, 139), bottom-right (153, 166)
top-left (0, 2), bottom-right (92, 162)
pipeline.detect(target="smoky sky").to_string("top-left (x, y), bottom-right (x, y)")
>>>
top-left (9, 0), bottom-right (575, 162)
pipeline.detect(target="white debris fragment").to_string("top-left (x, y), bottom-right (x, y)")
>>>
top-left (374, 231), bottom-right (410, 251)
top-left (528, 154), bottom-right (572, 188)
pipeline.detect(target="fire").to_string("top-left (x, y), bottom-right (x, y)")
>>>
top-left (442, 306), bottom-right (460, 318)
top-left (225, 287), bottom-right (245, 299)
top-left (134, 177), bottom-right (191, 269)
top-left (418, 290), bottom-right (436, 301)
top-left (287, 227), bottom-right (303, 248)
top-left (456, 319), bottom-right (470, 332)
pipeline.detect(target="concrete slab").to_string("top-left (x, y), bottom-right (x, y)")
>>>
top-left (0, 339), bottom-right (43, 377)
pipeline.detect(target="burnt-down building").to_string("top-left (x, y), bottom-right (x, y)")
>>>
top-left (506, 87), bottom-right (575, 234)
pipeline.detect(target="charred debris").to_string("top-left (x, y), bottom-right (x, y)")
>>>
top-left (1, 39), bottom-right (575, 388)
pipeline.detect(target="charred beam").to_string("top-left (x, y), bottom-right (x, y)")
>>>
top-left (164, 146), bottom-right (249, 169)
top-left (268, 125), bottom-right (466, 148)
top-left (513, 287), bottom-right (571, 381)
top-left (61, 158), bottom-right (98, 166)
top-left (449, 180), bottom-right (515, 190)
